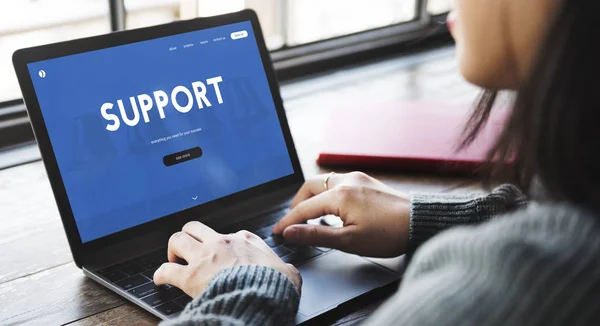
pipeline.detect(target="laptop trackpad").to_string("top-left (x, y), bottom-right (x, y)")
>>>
top-left (296, 250), bottom-right (400, 318)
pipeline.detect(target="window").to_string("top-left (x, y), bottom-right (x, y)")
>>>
top-left (285, 0), bottom-right (417, 46)
top-left (124, 0), bottom-right (433, 50)
top-left (1, 0), bottom-right (453, 105)
top-left (428, 0), bottom-right (454, 15)
top-left (0, 0), bottom-right (453, 152)
top-left (125, 0), bottom-right (180, 30)
top-left (0, 0), bottom-right (110, 103)
top-left (124, 0), bottom-right (285, 50)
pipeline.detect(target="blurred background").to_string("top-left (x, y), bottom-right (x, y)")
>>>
top-left (0, 0), bottom-right (453, 103)
top-left (0, 0), bottom-right (456, 159)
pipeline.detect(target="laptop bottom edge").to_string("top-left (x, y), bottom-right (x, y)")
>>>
top-left (84, 250), bottom-right (402, 325)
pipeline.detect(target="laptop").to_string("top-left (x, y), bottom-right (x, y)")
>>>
top-left (12, 9), bottom-right (401, 324)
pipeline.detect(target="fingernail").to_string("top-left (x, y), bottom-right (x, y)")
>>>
top-left (285, 226), bottom-right (299, 237)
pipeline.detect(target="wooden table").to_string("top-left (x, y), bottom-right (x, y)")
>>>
top-left (0, 46), bottom-right (481, 325)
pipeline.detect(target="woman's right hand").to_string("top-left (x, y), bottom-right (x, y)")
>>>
top-left (272, 172), bottom-right (411, 258)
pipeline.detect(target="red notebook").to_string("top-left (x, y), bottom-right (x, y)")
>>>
top-left (317, 101), bottom-right (508, 174)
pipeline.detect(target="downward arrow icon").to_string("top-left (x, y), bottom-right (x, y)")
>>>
top-left (192, 196), bottom-right (198, 200)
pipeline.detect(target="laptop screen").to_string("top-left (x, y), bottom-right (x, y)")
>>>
top-left (26, 21), bottom-right (294, 243)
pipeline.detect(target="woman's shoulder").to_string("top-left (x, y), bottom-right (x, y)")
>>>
top-left (487, 201), bottom-right (600, 241)
top-left (400, 202), bottom-right (600, 325)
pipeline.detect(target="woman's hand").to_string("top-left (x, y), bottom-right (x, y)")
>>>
top-left (154, 221), bottom-right (302, 298)
top-left (273, 172), bottom-right (410, 258)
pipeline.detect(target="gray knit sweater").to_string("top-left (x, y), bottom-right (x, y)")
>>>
top-left (165, 184), bottom-right (600, 325)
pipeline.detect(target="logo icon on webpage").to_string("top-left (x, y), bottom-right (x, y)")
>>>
top-left (38, 70), bottom-right (46, 78)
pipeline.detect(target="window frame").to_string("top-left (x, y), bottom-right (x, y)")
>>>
top-left (0, 0), bottom-right (451, 151)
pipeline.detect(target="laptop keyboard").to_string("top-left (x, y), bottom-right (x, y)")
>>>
top-left (261, 233), bottom-right (329, 264)
top-left (97, 249), bottom-right (191, 316)
top-left (97, 211), bottom-right (330, 316)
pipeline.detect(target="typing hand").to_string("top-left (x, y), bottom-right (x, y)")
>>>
top-left (154, 221), bottom-right (302, 298)
top-left (273, 172), bottom-right (410, 258)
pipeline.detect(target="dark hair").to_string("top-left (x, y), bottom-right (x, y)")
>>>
top-left (461, 0), bottom-right (600, 212)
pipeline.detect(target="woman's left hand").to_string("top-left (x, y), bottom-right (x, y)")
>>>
top-left (153, 221), bottom-right (302, 298)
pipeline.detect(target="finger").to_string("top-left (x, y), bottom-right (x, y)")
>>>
top-left (153, 262), bottom-right (187, 288)
top-left (282, 224), bottom-right (357, 249)
top-left (290, 173), bottom-right (341, 208)
top-left (182, 221), bottom-right (220, 242)
top-left (289, 178), bottom-right (321, 209)
top-left (167, 231), bottom-right (203, 263)
top-left (273, 190), bottom-right (341, 234)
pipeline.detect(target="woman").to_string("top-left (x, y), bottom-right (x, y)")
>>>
top-left (154, 0), bottom-right (600, 324)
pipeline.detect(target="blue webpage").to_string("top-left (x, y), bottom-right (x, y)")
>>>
top-left (28, 21), bottom-right (294, 243)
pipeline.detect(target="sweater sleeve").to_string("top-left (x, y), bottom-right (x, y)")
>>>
top-left (162, 265), bottom-right (299, 326)
top-left (408, 184), bottom-right (527, 255)
top-left (365, 204), bottom-right (600, 326)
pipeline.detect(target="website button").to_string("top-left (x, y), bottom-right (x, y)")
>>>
top-left (231, 30), bottom-right (248, 40)
top-left (163, 147), bottom-right (203, 167)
